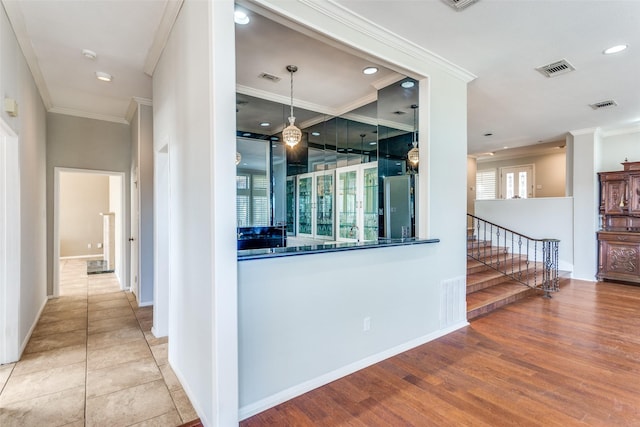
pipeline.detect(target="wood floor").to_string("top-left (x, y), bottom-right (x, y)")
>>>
top-left (241, 279), bottom-right (640, 426)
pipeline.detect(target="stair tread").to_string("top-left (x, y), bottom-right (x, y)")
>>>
top-left (467, 281), bottom-right (532, 311)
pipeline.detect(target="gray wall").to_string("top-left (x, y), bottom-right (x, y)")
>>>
top-left (1, 2), bottom-right (48, 359)
top-left (47, 112), bottom-right (131, 295)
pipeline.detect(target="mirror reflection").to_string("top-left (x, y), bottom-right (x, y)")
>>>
top-left (236, 77), bottom-right (419, 249)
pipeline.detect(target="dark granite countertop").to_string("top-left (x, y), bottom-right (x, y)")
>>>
top-left (238, 237), bottom-right (440, 261)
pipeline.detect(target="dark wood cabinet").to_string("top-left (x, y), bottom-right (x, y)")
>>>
top-left (597, 161), bottom-right (640, 284)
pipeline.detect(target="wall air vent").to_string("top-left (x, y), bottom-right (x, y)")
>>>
top-left (589, 100), bottom-right (618, 110)
top-left (392, 110), bottom-right (407, 115)
top-left (442, 0), bottom-right (479, 11)
top-left (535, 59), bottom-right (576, 78)
top-left (258, 72), bottom-right (281, 83)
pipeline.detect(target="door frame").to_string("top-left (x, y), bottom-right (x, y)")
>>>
top-left (53, 167), bottom-right (127, 296)
top-left (0, 120), bottom-right (20, 363)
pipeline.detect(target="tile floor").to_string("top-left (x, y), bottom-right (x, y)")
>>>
top-left (0, 259), bottom-right (198, 426)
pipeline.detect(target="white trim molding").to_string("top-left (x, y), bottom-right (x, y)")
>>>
top-left (0, 126), bottom-right (21, 364)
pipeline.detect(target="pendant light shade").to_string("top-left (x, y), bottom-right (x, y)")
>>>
top-left (408, 104), bottom-right (419, 165)
top-left (284, 65), bottom-right (301, 148)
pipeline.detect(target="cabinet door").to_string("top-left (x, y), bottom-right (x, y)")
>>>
top-left (315, 171), bottom-right (334, 238)
top-left (629, 174), bottom-right (640, 215)
top-left (286, 177), bottom-right (296, 234)
top-left (297, 174), bottom-right (313, 237)
top-left (603, 179), bottom-right (627, 215)
top-left (337, 168), bottom-right (358, 240)
top-left (362, 164), bottom-right (378, 241)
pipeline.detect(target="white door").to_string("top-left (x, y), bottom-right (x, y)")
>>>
top-left (500, 165), bottom-right (533, 199)
top-left (130, 166), bottom-right (139, 294)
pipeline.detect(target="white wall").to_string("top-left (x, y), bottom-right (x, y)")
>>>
top-left (47, 113), bottom-right (131, 294)
top-left (475, 198), bottom-right (574, 272)
top-left (152, 0), bottom-right (238, 425)
top-left (599, 128), bottom-right (640, 172)
top-left (238, 244), bottom-right (466, 417)
top-left (0, 3), bottom-right (47, 362)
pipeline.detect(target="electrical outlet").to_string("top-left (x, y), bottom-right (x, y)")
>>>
top-left (87, 243), bottom-right (92, 249)
top-left (363, 317), bottom-right (371, 332)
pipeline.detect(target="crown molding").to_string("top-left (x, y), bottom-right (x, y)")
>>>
top-left (2, 0), bottom-right (53, 110)
top-left (569, 127), bottom-right (600, 137)
top-left (48, 107), bottom-right (129, 125)
top-left (126, 97), bottom-right (153, 123)
top-left (247, 0), bottom-right (476, 83)
top-left (143, 0), bottom-right (184, 76)
top-left (602, 124), bottom-right (640, 137)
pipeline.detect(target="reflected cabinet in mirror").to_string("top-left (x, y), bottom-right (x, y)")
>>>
top-left (236, 77), bottom-right (419, 249)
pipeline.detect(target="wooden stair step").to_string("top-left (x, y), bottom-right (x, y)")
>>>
top-left (466, 280), bottom-right (536, 320)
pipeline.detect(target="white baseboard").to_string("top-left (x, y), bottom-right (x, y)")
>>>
top-left (170, 355), bottom-right (207, 426)
top-left (19, 296), bottom-right (48, 359)
top-left (137, 300), bottom-right (153, 307)
top-left (60, 254), bottom-right (103, 260)
top-left (238, 320), bottom-right (469, 420)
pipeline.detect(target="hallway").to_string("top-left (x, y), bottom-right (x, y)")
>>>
top-left (0, 259), bottom-right (197, 426)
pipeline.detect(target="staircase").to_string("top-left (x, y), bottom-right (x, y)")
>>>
top-left (466, 215), bottom-right (566, 320)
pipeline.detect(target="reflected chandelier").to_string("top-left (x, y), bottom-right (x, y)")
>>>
top-left (283, 65), bottom-right (302, 148)
top-left (407, 104), bottom-right (419, 165)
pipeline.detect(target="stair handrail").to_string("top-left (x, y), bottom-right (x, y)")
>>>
top-left (467, 214), bottom-right (560, 297)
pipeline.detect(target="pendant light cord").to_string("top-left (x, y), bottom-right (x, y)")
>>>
top-left (289, 69), bottom-right (294, 118)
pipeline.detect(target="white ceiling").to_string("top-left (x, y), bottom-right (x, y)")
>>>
top-left (3, 0), bottom-right (639, 155)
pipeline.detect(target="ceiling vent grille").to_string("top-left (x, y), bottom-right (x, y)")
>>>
top-left (392, 110), bottom-right (407, 115)
top-left (589, 100), bottom-right (618, 110)
top-left (442, 0), bottom-right (479, 11)
top-left (535, 59), bottom-right (575, 78)
top-left (258, 72), bottom-right (281, 83)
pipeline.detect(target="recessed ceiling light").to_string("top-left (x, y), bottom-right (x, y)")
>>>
top-left (311, 132), bottom-right (320, 136)
top-left (234, 10), bottom-right (250, 25)
top-left (369, 142), bottom-right (377, 146)
top-left (401, 81), bottom-right (415, 89)
top-left (503, 146), bottom-right (509, 149)
top-left (242, 133), bottom-right (251, 137)
top-left (260, 122), bottom-right (270, 127)
top-left (603, 44), bottom-right (628, 55)
top-left (95, 71), bottom-right (112, 82)
top-left (363, 67), bottom-right (378, 75)
top-left (82, 49), bottom-right (97, 60)
top-left (270, 136), bottom-right (279, 141)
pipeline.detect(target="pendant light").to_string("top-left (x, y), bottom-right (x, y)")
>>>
top-left (407, 104), bottom-right (419, 165)
top-left (282, 65), bottom-right (302, 148)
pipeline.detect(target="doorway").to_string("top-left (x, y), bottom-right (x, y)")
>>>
top-left (500, 165), bottom-right (534, 199)
top-left (53, 168), bottom-right (126, 297)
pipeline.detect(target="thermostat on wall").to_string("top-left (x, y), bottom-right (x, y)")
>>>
top-left (4, 98), bottom-right (18, 117)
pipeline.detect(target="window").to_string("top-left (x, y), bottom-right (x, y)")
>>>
top-left (236, 174), bottom-right (269, 226)
top-left (476, 169), bottom-right (497, 200)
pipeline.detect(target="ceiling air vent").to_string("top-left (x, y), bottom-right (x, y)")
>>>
top-left (392, 110), bottom-right (407, 115)
top-left (442, 0), bottom-right (479, 11)
top-left (258, 72), bottom-right (281, 83)
top-left (589, 100), bottom-right (618, 110)
top-left (535, 59), bottom-right (575, 78)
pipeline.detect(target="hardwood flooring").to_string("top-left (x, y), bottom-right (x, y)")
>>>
top-left (241, 279), bottom-right (640, 426)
